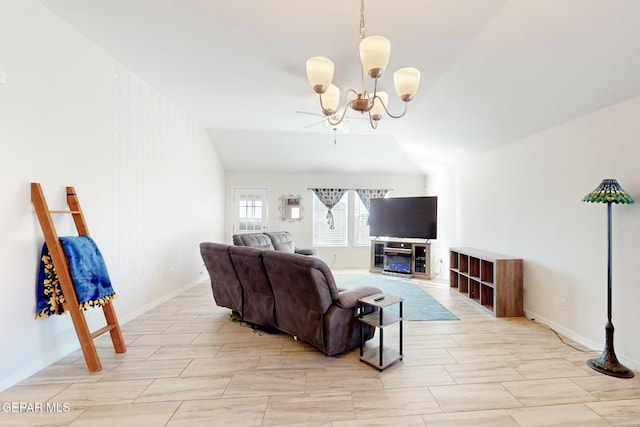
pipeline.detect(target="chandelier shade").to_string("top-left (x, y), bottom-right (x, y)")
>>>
top-left (359, 35), bottom-right (391, 78)
top-left (306, 56), bottom-right (334, 94)
top-left (305, 0), bottom-right (420, 130)
top-left (321, 84), bottom-right (341, 114)
top-left (394, 67), bottom-right (421, 101)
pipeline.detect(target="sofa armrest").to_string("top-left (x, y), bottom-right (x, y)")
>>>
top-left (335, 286), bottom-right (381, 309)
top-left (295, 247), bottom-right (317, 256)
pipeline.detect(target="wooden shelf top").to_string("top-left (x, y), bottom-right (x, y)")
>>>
top-left (450, 247), bottom-right (522, 261)
top-left (372, 237), bottom-right (432, 244)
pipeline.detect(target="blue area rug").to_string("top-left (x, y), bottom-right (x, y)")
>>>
top-left (334, 273), bottom-right (459, 321)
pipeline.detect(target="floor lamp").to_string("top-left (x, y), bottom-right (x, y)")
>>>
top-left (582, 178), bottom-right (634, 378)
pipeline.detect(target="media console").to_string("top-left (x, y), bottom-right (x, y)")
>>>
top-left (369, 239), bottom-right (433, 279)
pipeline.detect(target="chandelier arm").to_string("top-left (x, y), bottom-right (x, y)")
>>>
top-left (373, 94), bottom-right (409, 119)
top-left (325, 102), bottom-right (352, 127)
top-left (318, 93), bottom-right (335, 116)
top-left (343, 88), bottom-right (359, 110)
top-left (324, 89), bottom-right (360, 126)
top-left (345, 88), bottom-right (359, 98)
top-left (368, 112), bottom-right (379, 129)
top-left (320, 88), bottom-right (359, 116)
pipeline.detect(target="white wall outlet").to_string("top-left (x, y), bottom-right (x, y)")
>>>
top-left (560, 298), bottom-right (567, 311)
top-left (0, 71), bottom-right (6, 85)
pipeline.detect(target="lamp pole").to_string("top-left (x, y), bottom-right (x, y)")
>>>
top-left (586, 200), bottom-right (634, 378)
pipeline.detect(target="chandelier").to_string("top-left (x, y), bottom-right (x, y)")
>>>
top-left (305, 0), bottom-right (421, 129)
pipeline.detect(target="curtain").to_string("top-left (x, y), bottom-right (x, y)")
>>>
top-left (310, 188), bottom-right (347, 230)
top-left (355, 189), bottom-right (390, 212)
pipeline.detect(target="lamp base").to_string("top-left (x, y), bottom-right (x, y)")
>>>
top-left (587, 356), bottom-right (634, 378)
top-left (587, 322), bottom-right (634, 378)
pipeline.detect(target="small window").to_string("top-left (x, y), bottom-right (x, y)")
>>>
top-left (313, 193), bottom-right (348, 246)
top-left (238, 195), bottom-right (263, 231)
top-left (353, 194), bottom-right (371, 246)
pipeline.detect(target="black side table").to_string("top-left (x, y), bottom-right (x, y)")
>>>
top-left (358, 294), bottom-right (404, 371)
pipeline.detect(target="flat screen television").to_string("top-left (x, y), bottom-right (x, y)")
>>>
top-left (368, 196), bottom-right (437, 240)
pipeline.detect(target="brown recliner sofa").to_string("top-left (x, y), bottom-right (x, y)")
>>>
top-left (233, 231), bottom-right (317, 255)
top-left (228, 245), bottom-right (278, 330)
top-left (199, 242), bottom-right (243, 318)
top-left (261, 250), bottom-right (381, 356)
top-left (199, 242), bottom-right (381, 356)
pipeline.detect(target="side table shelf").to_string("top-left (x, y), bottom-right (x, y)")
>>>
top-left (358, 294), bottom-right (404, 371)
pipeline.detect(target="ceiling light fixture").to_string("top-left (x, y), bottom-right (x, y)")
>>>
top-left (305, 0), bottom-right (421, 129)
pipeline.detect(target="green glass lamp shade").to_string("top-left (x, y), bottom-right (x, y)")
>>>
top-left (583, 179), bottom-right (634, 204)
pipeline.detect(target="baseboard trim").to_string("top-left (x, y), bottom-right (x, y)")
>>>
top-left (524, 309), bottom-right (640, 373)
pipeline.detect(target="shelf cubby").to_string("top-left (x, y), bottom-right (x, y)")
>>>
top-left (450, 250), bottom-right (459, 270)
top-left (480, 283), bottom-right (494, 311)
top-left (481, 260), bottom-right (494, 283)
top-left (450, 271), bottom-right (459, 288)
top-left (459, 254), bottom-right (469, 273)
top-left (413, 245), bottom-right (427, 274)
top-left (469, 279), bottom-right (481, 302)
top-left (458, 275), bottom-right (469, 294)
top-left (469, 257), bottom-right (480, 278)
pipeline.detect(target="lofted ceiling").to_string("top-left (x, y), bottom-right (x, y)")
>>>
top-left (38, 0), bottom-right (640, 175)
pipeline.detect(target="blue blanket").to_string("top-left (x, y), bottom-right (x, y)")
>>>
top-left (36, 236), bottom-right (117, 318)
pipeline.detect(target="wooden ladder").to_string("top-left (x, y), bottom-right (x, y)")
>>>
top-left (31, 182), bottom-right (126, 371)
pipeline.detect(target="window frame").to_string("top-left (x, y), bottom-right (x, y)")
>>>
top-left (312, 190), bottom-right (372, 247)
top-left (312, 191), bottom-right (349, 247)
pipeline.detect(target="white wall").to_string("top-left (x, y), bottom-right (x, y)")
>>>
top-left (224, 172), bottom-right (427, 269)
top-left (441, 95), bottom-right (640, 369)
top-left (0, 0), bottom-right (226, 390)
top-left (425, 167), bottom-right (457, 278)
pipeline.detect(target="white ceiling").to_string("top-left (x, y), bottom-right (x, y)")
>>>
top-left (38, 0), bottom-right (640, 174)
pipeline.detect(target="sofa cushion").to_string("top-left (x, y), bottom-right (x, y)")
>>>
top-left (233, 231), bottom-right (317, 256)
top-left (199, 242), bottom-right (243, 316)
top-left (264, 231), bottom-right (296, 253)
top-left (262, 251), bottom-right (334, 350)
top-left (233, 233), bottom-right (275, 250)
top-left (228, 246), bottom-right (277, 329)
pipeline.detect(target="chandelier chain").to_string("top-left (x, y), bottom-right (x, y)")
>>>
top-left (359, 0), bottom-right (366, 41)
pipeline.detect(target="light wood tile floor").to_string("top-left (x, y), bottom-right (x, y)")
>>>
top-left (2, 275), bottom-right (640, 426)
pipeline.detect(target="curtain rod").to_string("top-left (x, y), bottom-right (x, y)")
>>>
top-left (306, 188), bottom-right (393, 191)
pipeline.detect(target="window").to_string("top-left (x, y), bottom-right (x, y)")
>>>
top-left (313, 192), bottom-right (348, 246)
top-left (238, 196), bottom-right (263, 231)
top-left (312, 190), bottom-right (374, 247)
top-left (353, 194), bottom-right (371, 246)
top-left (233, 188), bottom-right (268, 233)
